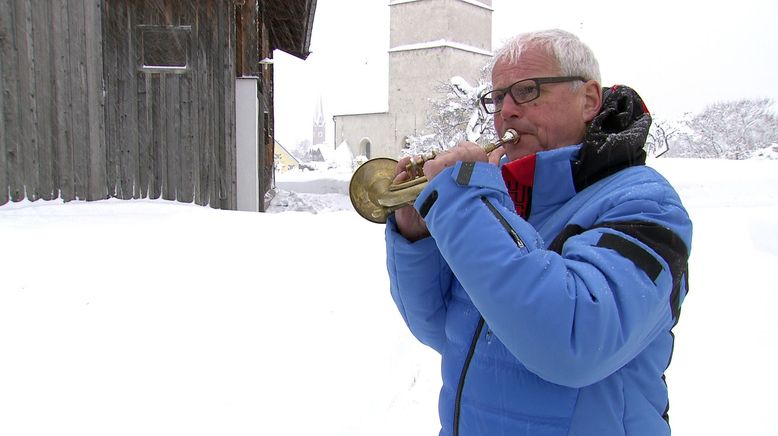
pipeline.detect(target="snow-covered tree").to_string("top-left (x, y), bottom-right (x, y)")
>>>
top-left (293, 139), bottom-right (313, 161)
top-left (666, 98), bottom-right (778, 159)
top-left (404, 67), bottom-right (496, 157)
top-left (646, 116), bottom-right (686, 157)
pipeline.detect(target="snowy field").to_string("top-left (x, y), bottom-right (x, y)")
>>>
top-left (1, 158), bottom-right (777, 435)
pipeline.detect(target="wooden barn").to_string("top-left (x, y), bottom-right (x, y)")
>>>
top-left (0, 0), bottom-right (317, 211)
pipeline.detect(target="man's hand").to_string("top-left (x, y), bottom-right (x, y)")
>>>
top-left (393, 142), bottom-right (505, 241)
top-left (422, 141), bottom-right (489, 180)
top-left (487, 145), bottom-right (506, 165)
top-left (393, 156), bottom-right (430, 242)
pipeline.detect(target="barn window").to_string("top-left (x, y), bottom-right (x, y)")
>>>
top-left (139, 25), bottom-right (191, 72)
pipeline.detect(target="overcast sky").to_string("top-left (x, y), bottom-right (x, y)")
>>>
top-left (272, 0), bottom-right (778, 149)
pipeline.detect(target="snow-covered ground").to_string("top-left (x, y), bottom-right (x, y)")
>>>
top-left (1, 158), bottom-right (777, 435)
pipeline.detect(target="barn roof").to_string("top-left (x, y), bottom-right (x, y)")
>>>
top-left (266, 0), bottom-right (317, 60)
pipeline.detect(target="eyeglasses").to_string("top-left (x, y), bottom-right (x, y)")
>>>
top-left (479, 76), bottom-right (586, 114)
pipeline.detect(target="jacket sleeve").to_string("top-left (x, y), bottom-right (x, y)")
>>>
top-left (386, 215), bottom-right (454, 353)
top-left (415, 161), bottom-right (692, 388)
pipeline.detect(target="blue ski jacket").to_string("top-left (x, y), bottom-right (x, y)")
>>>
top-left (385, 86), bottom-right (692, 436)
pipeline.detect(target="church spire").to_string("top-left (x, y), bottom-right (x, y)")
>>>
top-left (313, 95), bottom-right (325, 145)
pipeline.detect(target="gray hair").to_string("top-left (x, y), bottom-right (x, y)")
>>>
top-left (491, 29), bottom-right (601, 85)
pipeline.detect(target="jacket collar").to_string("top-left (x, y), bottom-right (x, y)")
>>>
top-left (500, 85), bottom-right (651, 222)
top-left (573, 85), bottom-right (651, 191)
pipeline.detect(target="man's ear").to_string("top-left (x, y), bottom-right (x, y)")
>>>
top-left (581, 80), bottom-right (602, 123)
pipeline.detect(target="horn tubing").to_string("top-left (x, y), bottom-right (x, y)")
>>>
top-left (349, 129), bottom-right (519, 223)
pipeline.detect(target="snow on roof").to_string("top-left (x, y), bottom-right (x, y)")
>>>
top-left (389, 0), bottom-right (493, 11)
top-left (274, 140), bottom-right (301, 163)
top-left (389, 39), bottom-right (492, 56)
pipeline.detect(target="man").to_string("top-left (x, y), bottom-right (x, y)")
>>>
top-left (386, 29), bottom-right (692, 436)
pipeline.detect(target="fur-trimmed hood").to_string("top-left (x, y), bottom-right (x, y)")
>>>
top-left (573, 85), bottom-right (652, 191)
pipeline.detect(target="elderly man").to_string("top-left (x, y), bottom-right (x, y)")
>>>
top-left (386, 29), bottom-right (692, 436)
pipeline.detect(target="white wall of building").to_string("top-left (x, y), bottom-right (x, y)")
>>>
top-left (335, 0), bottom-right (493, 159)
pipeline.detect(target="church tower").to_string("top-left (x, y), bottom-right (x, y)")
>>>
top-left (334, 0), bottom-right (493, 158)
top-left (312, 96), bottom-right (326, 145)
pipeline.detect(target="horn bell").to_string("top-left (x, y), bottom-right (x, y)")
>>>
top-left (349, 157), bottom-right (399, 223)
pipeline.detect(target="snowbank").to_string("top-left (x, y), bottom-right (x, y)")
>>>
top-left (1, 158), bottom-right (777, 436)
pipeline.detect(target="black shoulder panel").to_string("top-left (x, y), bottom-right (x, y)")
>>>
top-left (596, 232), bottom-right (662, 281)
top-left (548, 220), bottom-right (690, 321)
top-left (598, 221), bottom-right (690, 321)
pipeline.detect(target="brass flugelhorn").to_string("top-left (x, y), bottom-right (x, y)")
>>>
top-left (349, 129), bottom-right (519, 223)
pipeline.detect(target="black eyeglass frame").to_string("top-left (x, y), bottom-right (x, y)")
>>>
top-left (479, 76), bottom-right (587, 114)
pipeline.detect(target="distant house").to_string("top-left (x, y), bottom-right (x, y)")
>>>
top-left (0, 0), bottom-right (317, 212)
top-left (274, 141), bottom-right (300, 173)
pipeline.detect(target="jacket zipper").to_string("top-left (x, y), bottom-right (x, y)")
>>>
top-left (480, 197), bottom-right (525, 248)
top-left (452, 197), bottom-right (526, 435)
top-left (453, 317), bottom-right (485, 436)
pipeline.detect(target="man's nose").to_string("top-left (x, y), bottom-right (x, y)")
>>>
top-left (500, 94), bottom-right (524, 120)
